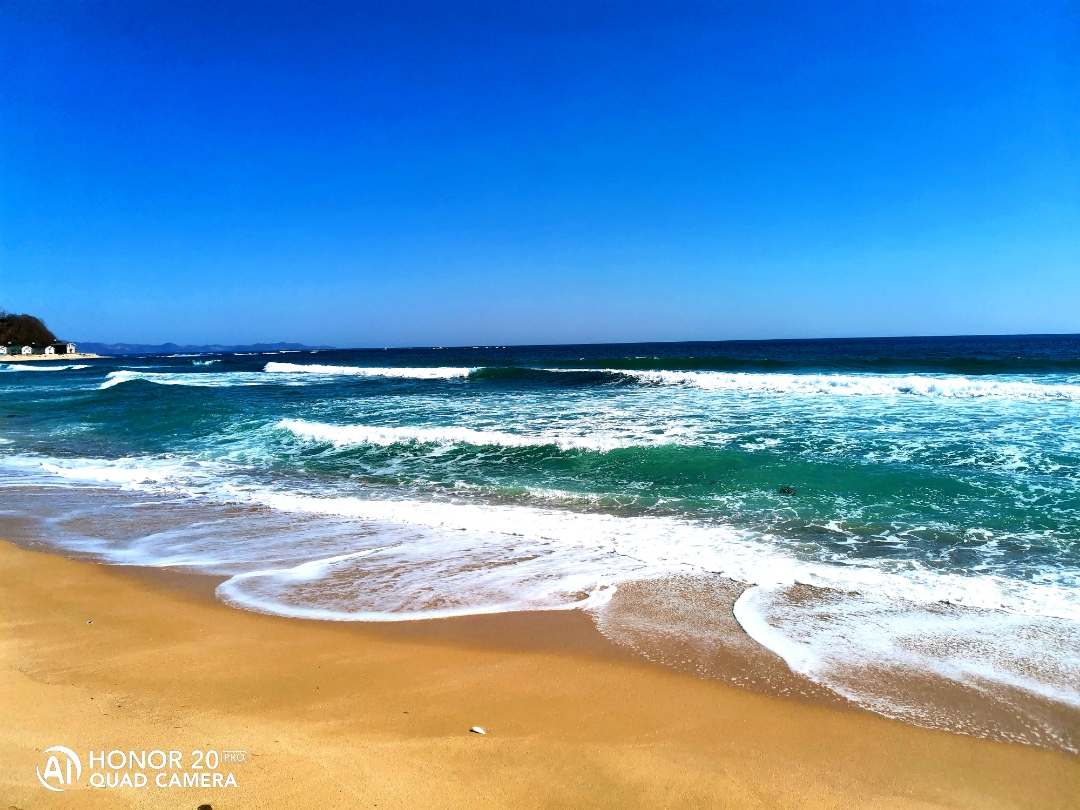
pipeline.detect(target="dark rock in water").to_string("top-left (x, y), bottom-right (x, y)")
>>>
top-left (778, 485), bottom-right (797, 495)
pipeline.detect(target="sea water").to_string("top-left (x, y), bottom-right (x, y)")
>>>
top-left (2, 336), bottom-right (1078, 750)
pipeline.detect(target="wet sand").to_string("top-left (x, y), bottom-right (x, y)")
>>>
top-left (2, 539), bottom-right (1078, 809)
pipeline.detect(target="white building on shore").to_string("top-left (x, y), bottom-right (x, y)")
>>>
top-left (0, 343), bottom-right (79, 357)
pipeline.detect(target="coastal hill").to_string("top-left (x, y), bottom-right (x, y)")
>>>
top-left (79, 341), bottom-right (336, 356)
top-left (1, 310), bottom-right (333, 356)
top-left (0, 311), bottom-right (59, 346)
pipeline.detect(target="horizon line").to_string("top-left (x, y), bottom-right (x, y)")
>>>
top-left (72, 331), bottom-right (1080, 354)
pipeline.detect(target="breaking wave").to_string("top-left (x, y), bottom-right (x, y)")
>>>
top-left (278, 418), bottom-right (680, 452)
top-left (99, 370), bottom-right (269, 389)
top-left (264, 362), bottom-right (474, 379)
top-left (1, 363), bottom-right (90, 372)
top-left (614, 369), bottom-right (1080, 400)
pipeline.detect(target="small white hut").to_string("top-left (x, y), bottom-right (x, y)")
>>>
top-left (44, 345), bottom-right (56, 355)
top-left (0, 346), bottom-right (7, 356)
top-left (66, 343), bottom-right (77, 354)
top-left (21, 345), bottom-right (32, 356)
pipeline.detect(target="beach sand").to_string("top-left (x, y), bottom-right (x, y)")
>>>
top-left (2, 539), bottom-right (1078, 809)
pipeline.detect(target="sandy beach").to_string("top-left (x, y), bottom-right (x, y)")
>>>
top-left (2, 539), bottom-right (1078, 809)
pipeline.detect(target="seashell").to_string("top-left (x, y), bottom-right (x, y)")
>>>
top-left (469, 726), bottom-right (486, 735)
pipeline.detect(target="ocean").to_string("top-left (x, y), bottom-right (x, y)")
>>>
top-left (2, 335), bottom-right (1079, 751)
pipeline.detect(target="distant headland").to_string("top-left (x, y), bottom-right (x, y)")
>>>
top-left (78, 341), bottom-right (336, 356)
top-left (0, 310), bottom-right (100, 361)
top-left (1, 309), bottom-right (333, 360)
top-left (0, 311), bottom-right (57, 346)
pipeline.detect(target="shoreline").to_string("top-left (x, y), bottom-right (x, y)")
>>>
top-left (2, 539), bottom-right (1078, 808)
top-left (113, 545), bottom-right (1080, 755)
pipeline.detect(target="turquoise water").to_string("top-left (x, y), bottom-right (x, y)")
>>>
top-left (2, 336), bottom-right (1079, 749)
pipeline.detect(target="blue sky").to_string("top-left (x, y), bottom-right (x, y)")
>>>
top-left (1, 1), bottom-right (1077, 346)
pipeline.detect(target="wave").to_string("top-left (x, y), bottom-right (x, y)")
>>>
top-left (548, 355), bottom-right (1080, 376)
top-left (99, 370), bottom-right (269, 389)
top-left (468, 366), bottom-right (627, 385)
top-left (278, 418), bottom-right (678, 452)
top-left (613, 370), bottom-right (1080, 400)
top-left (225, 491), bottom-right (1079, 623)
top-left (13, 451), bottom-right (1075, 624)
top-left (264, 362), bottom-right (474, 379)
top-left (81, 364), bottom-right (1080, 402)
top-left (99, 365), bottom-right (474, 389)
top-left (1, 363), bottom-right (90, 372)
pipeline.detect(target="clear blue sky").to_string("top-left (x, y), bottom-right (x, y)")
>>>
top-left (1, 1), bottom-right (1077, 347)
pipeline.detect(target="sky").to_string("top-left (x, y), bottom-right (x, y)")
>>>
top-left (1, 0), bottom-right (1078, 347)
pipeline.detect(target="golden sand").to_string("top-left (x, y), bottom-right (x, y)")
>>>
top-left (2, 539), bottom-right (1077, 809)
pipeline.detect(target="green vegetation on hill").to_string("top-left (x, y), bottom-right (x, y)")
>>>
top-left (0, 310), bottom-right (59, 346)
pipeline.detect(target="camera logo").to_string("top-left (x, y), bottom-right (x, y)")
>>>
top-left (36, 745), bottom-right (82, 792)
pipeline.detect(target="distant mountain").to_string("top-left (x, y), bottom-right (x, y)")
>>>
top-left (78, 342), bottom-right (336, 356)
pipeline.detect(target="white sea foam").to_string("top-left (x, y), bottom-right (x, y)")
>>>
top-left (217, 544), bottom-right (618, 622)
top-left (100, 370), bottom-right (272, 389)
top-left (611, 370), bottom-right (1080, 400)
top-left (1, 363), bottom-right (90, 372)
top-left (7, 452), bottom-right (1080, 625)
top-left (231, 491), bottom-right (1080, 625)
top-left (733, 585), bottom-right (1080, 749)
top-left (1, 454), bottom-right (225, 488)
top-left (75, 364), bottom-right (1080, 402)
top-left (278, 418), bottom-right (680, 452)
top-left (264, 362), bottom-right (474, 379)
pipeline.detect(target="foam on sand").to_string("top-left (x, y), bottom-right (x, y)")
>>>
top-left (732, 585), bottom-right (1080, 750)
